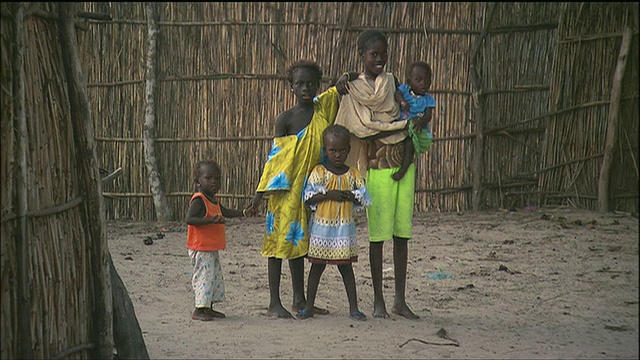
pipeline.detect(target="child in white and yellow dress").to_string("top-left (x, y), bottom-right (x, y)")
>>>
top-left (298, 125), bottom-right (372, 321)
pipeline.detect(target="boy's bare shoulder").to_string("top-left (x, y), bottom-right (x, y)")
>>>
top-left (275, 109), bottom-right (294, 128)
top-left (276, 108), bottom-right (294, 122)
top-left (274, 108), bottom-right (295, 136)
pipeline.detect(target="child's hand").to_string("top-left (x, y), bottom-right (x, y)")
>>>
top-left (400, 100), bottom-right (410, 112)
top-left (244, 195), bottom-right (262, 217)
top-left (243, 206), bottom-right (257, 217)
top-left (335, 77), bottom-right (350, 95)
top-left (412, 114), bottom-right (428, 132)
top-left (326, 190), bottom-right (356, 202)
top-left (210, 214), bottom-right (225, 224)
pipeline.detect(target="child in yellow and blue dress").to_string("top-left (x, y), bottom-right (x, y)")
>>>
top-left (185, 160), bottom-right (246, 321)
top-left (244, 60), bottom-right (354, 319)
top-left (296, 124), bottom-right (372, 321)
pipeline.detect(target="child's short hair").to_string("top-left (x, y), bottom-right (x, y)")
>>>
top-left (406, 61), bottom-right (432, 80)
top-left (286, 60), bottom-right (322, 84)
top-left (323, 124), bottom-right (351, 144)
top-left (193, 160), bottom-right (221, 182)
top-left (357, 29), bottom-right (388, 56)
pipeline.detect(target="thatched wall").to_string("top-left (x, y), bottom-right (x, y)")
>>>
top-left (1, 2), bottom-right (112, 358)
top-left (73, 2), bottom-right (638, 221)
top-left (72, 2), bottom-right (638, 221)
top-left (542, 2), bottom-right (639, 211)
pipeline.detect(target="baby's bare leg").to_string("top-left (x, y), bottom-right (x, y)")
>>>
top-left (392, 137), bottom-right (414, 181)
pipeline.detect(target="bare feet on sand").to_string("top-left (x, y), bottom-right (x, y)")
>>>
top-left (292, 305), bottom-right (330, 316)
top-left (206, 308), bottom-right (225, 318)
top-left (192, 308), bottom-right (219, 321)
top-left (372, 300), bottom-right (390, 319)
top-left (266, 304), bottom-right (295, 319)
top-left (391, 303), bottom-right (420, 319)
top-left (372, 300), bottom-right (419, 319)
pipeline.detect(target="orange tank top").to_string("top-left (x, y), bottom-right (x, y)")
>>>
top-left (186, 192), bottom-right (226, 251)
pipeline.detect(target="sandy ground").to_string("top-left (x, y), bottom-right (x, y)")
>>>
top-left (107, 206), bottom-right (639, 359)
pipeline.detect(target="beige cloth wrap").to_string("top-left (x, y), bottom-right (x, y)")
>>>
top-left (335, 72), bottom-right (409, 175)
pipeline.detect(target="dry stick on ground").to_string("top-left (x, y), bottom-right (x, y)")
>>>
top-left (399, 328), bottom-right (460, 348)
top-left (399, 338), bottom-right (460, 348)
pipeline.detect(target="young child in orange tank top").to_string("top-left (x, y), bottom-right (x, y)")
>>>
top-left (185, 160), bottom-right (247, 321)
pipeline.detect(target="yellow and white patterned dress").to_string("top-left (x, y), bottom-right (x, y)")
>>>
top-left (303, 165), bottom-right (372, 264)
top-left (256, 87), bottom-right (340, 260)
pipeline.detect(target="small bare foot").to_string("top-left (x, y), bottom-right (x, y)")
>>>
top-left (206, 308), bottom-right (225, 318)
top-left (295, 309), bottom-right (314, 320)
top-left (292, 305), bottom-right (329, 315)
top-left (313, 306), bottom-right (330, 315)
top-left (372, 301), bottom-right (390, 319)
top-left (391, 171), bottom-right (406, 181)
top-left (267, 304), bottom-right (295, 319)
top-left (192, 308), bottom-right (215, 321)
top-left (349, 311), bottom-right (367, 321)
top-left (391, 304), bottom-right (420, 320)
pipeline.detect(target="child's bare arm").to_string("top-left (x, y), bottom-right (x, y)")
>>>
top-left (395, 89), bottom-right (409, 111)
top-left (185, 198), bottom-right (224, 224)
top-left (245, 192), bottom-right (264, 216)
top-left (273, 111), bottom-right (290, 137)
top-left (221, 204), bottom-right (244, 218)
top-left (424, 107), bottom-right (433, 121)
top-left (412, 108), bottom-right (433, 132)
top-left (335, 71), bottom-right (360, 95)
top-left (336, 71), bottom-right (360, 83)
top-left (393, 74), bottom-right (401, 88)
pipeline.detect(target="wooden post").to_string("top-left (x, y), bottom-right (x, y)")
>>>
top-left (57, 3), bottom-right (113, 358)
top-left (329, 2), bottom-right (355, 83)
top-left (12, 3), bottom-right (33, 358)
top-left (470, 66), bottom-right (485, 212)
top-left (598, 28), bottom-right (632, 212)
top-left (144, 2), bottom-right (174, 221)
top-left (470, 3), bottom-right (496, 211)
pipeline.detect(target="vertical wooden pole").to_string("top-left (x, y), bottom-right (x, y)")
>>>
top-left (598, 28), bottom-right (632, 212)
top-left (144, 1), bottom-right (174, 221)
top-left (470, 3), bottom-right (496, 211)
top-left (329, 2), bottom-right (355, 83)
top-left (57, 3), bottom-right (113, 358)
top-left (470, 66), bottom-right (486, 211)
top-left (12, 3), bottom-right (33, 358)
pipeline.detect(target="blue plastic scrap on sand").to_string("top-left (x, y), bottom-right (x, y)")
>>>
top-left (425, 271), bottom-right (452, 280)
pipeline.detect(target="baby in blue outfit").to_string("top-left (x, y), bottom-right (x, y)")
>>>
top-left (392, 61), bottom-right (436, 181)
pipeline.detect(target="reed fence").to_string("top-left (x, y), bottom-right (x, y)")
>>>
top-left (71, 2), bottom-right (639, 220)
top-left (1, 5), bottom-right (638, 356)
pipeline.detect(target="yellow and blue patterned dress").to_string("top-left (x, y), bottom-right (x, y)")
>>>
top-left (256, 87), bottom-right (340, 260)
top-left (303, 165), bottom-right (372, 264)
